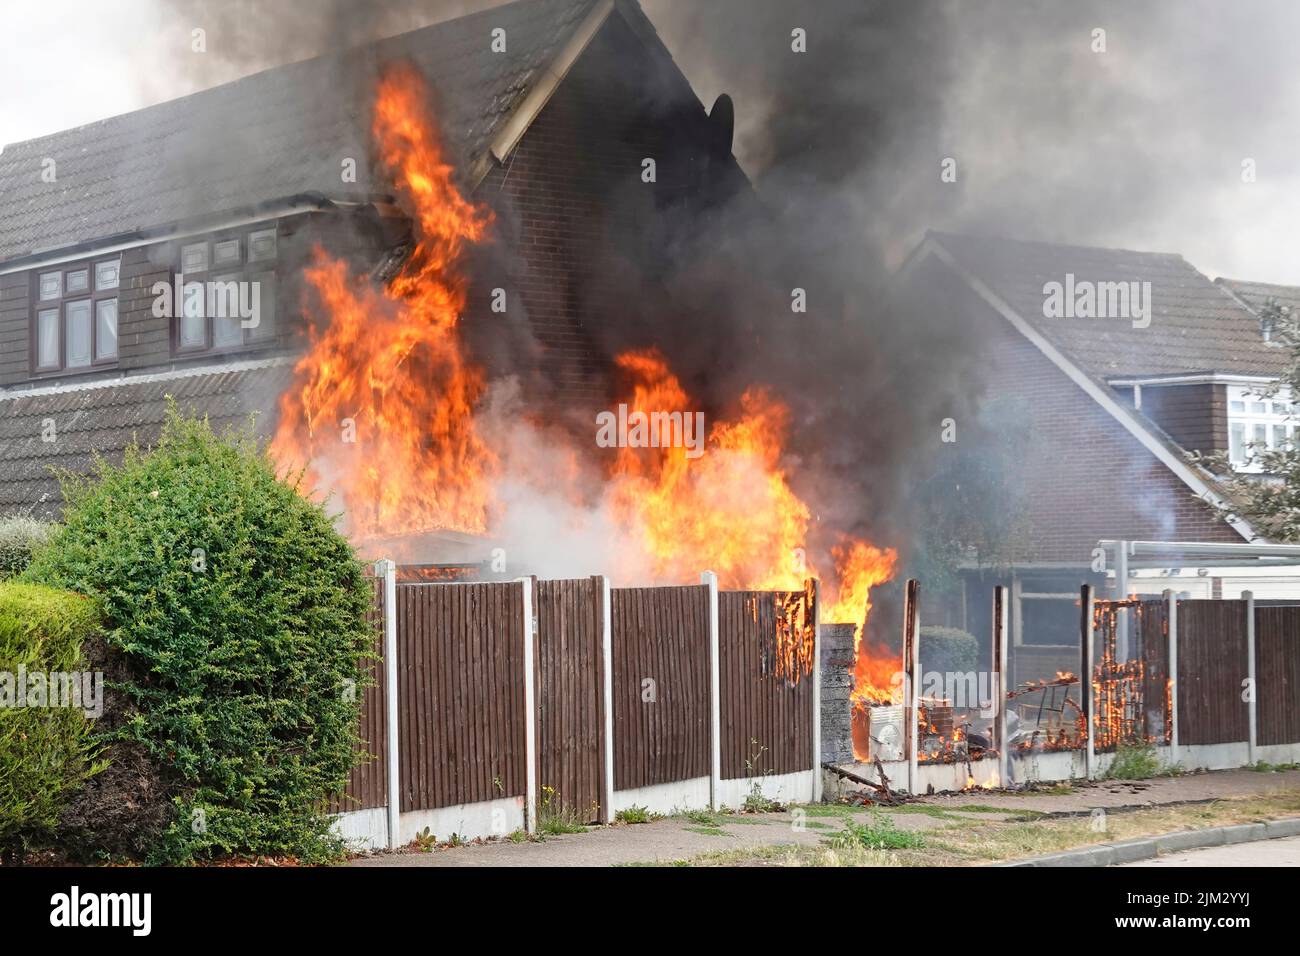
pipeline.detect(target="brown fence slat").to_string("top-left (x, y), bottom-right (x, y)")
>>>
top-left (610, 584), bottom-right (711, 791)
top-left (328, 574), bottom-right (388, 813)
top-left (717, 584), bottom-right (816, 779)
top-left (1256, 606), bottom-right (1300, 745)
top-left (532, 578), bottom-right (605, 821)
top-left (1177, 599), bottom-right (1249, 746)
top-left (395, 581), bottom-right (526, 812)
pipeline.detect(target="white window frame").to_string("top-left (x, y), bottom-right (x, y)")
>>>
top-left (1227, 383), bottom-right (1294, 471)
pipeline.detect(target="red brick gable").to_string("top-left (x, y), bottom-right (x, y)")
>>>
top-left (471, 11), bottom-right (748, 408)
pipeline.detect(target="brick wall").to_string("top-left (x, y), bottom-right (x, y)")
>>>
top-left (819, 622), bottom-right (856, 764)
top-left (473, 13), bottom-right (737, 407)
top-left (1124, 382), bottom-right (1227, 456)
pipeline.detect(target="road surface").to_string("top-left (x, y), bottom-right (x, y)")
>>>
top-left (1118, 834), bottom-right (1300, 867)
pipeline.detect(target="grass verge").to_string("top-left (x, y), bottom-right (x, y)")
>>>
top-left (652, 788), bottom-right (1300, 866)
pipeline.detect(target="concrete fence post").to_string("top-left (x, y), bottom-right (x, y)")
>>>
top-left (701, 570), bottom-right (721, 811)
top-left (1081, 584), bottom-right (1096, 780)
top-left (810, 577), bottom-right (823, 803)
top-left (904, 579), bottom-right (920, 795)
top-left (519, 576), bottom-right (538, 835)
top-left (376, 558), bottom-right (400, 851)
top-left (1245, 590), bottom-right (1257, 766)
top-left (600, 575), bottom-right (615, 823)
top-left (1167, 589), bottom-right (1179, 767)
top-left (992, 585), bottom-right (1009, 788)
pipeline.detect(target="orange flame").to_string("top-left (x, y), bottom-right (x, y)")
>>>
top-left (605, 350), bottom-right (896, 606)
top-left (270, 64), bottom-right (495, 538)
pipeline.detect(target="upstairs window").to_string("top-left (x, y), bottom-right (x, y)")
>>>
top-left (174, 229), bottom-right (278, 355)
top-left (1227, 383), bottom-right (1293, 471)
top-left (32, 256), bottom-right (120, 373)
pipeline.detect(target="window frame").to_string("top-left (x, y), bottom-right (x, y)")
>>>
top-left (29, 255), bottom-right (121, 376)
top-left (170, 228), bottom-right (278, 357)
top-left (1227, 383), bottom-right (1294, 471)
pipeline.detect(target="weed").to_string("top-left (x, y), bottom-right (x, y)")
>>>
top-left (615, 805), bottom-right (653, 824)
top-left (825, 812), bottom-right (926, 851)
top-left (684, 825), bottom-right (729, 837)
top-left (683, 808), bottom-right (720, 826)
top-left (1104, 743), bottom-right (1174, 780)
top-left (538, 786), bottom-right (588, 836)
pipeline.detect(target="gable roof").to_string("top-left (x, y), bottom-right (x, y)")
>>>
top-left (925, 231), bottom-right (1288, 382)
top-left (0, 359), bottom-right (293, 519)
top-left (0, 0), bottom-right (610, 266)
top-left (1216, 277), bottom-right (1300, 320)
top-left (910, 232), bottom-right (1257, 543)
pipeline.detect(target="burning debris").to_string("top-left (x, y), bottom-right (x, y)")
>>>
top-left (1001, 598), bottom-right (1172, 756)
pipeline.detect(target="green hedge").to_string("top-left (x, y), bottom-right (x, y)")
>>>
top-left (919, 625), bottom-right (979, 676)
top-left (25, 405), bottom-right (371, 864)
top-left (0, 582), bottom-right (104, 861)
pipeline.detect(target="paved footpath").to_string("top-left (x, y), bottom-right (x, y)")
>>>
top-left (915, 767), bottom-right (1300, 815)
top-left (349, 768), bottom-right (1300, 867)
top-left (1118, 833), bottom-right (1300, 867)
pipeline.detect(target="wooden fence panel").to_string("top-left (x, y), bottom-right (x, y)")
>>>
top-left (1256, 606), bottom-right (1300, 746)
top-left (397, 581), bottom-right (526, 812)
top-left (534, 577), bottom-right (605, 822)
top-left (718, 585), bottom-right (816, 779)
top-left (1136, 599), bottom-right (1171, 743)
top-left (1177, 599), bottom-right (1249, 745)
top-left (610, 585), bottom-right (710, 791)
top-left (329, 574), bottom-right (388, 813)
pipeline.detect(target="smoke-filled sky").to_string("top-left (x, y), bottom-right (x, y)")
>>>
top-left (3, 0), bottom-right (1300, 283)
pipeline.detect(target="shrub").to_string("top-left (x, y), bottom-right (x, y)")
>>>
top-left (0, 515), bottom-right (55, 580)
top-left (25, 405), bottom-right (372, 864)
top-left (919, 625), bottom-right (978, 676)
top-left (0, 582), bottom-right (105, 862)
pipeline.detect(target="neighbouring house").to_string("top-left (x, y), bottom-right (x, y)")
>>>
top-left (0, 0), bottom-right (746, 519)
top-left (898, 232), bottom-right (1300, 686)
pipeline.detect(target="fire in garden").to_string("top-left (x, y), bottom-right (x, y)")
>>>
top-left (271, 65), bottom-right (899, 651)
top-left (267, 67), bottom-right (1181, 789)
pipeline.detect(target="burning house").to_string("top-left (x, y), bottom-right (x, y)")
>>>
top-left (0, 0), bottom-right (742, 523)
top-left (0, 0), bottom-right (897, 659)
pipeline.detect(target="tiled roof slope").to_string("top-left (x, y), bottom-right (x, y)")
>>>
top-left (1217, 277), bottom-right (1300, 321)
top-left (0, 361), bottom-right (293, 519)
top-left (0, 0), bottom-right (599, 263)
top-left (928, 232), bottom-right (1289, 381)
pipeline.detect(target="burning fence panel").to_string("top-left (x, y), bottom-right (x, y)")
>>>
top-left (718, 584), bottom-right (817, 780)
